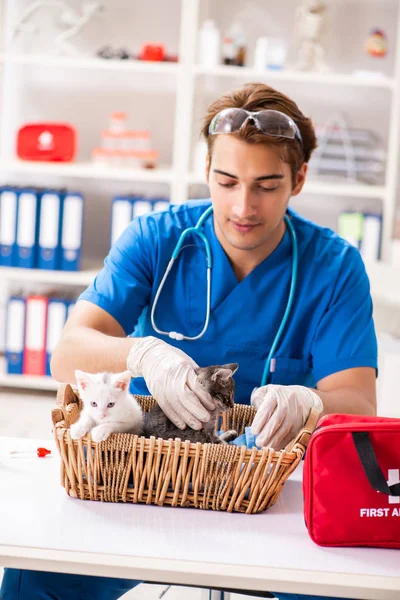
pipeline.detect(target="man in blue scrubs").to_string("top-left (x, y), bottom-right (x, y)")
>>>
top-left (1, 83), bottom-right (377, 600)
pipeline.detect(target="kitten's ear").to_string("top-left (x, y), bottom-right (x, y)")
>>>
top-left (223, 363), bottom-right (239, 375)
top-left (113, 370), bottom-right (132, 392)
top-left (210, 365), bottom-right (237, 383)
top-left (75, 369), bottom-right (92, 390)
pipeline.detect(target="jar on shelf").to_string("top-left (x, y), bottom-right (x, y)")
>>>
top-left (198, 19), bottom-right (221, 68)
top-left (101, 129), bottom-right (124, 151)
top-left (222, 36), bottom-right (235, 65)
top-left (109, 111), bottom-right (127, 133)
top-left (254, 37), bottom-right (269, 71)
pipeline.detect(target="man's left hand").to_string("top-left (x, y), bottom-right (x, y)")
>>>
top-left (250, 384), bottom-right (323, 450)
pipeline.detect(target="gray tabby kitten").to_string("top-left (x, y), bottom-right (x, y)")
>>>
top-left (143, 363), bottom-right (239, 444)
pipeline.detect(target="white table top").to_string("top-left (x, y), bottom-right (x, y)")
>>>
top-left (0, 436), bottom-right (399, 599)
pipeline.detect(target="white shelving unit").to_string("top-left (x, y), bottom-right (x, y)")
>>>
top-left (194, 64), bottom-right (397, 89)
top-left (0, 159), bottom-right (174, 183)
top-left (0, 0), bottom-right (400, 392)
top-left (0, 266), bottom-right (98, 286)
top-left (0, 52), bottom-right (181, 74)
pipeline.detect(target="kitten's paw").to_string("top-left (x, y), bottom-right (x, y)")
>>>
top-left (219, 429), bottom-right (238, 443)
top-left (91, 425), bottom-right (113, 443)
top-left (70, 423), bottom-right (89, 440)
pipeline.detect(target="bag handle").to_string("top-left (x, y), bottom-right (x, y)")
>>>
top-left (352, 431), bottom-right (400, 496)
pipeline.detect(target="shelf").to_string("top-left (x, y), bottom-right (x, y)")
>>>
top-left (194, 65), bottom-right (395, 90)
top-left (303, 180), bottom-right (387, 199)
top-left (0, 159), bottom-right (174, 183)
top-left (0, 53), bottom-right (180, 75)
top-left (186, 172), bottom-right (387, 199)
top-left (0, 371), bottom-right (59, 391)
top-left (0, 266), bottom-right (99, 285)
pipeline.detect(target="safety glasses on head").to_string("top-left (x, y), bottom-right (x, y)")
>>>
top-left (208, 108), bottom-right (303, 146)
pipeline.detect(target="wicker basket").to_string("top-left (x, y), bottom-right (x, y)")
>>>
top-left (52, 383), bottom-right (320, 514)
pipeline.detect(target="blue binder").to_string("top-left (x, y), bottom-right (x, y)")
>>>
top-left (38, 190), bottom-right (63, 270)
top-left (60, 192), bottom-right (84, 271)
top-left (16, 188), bottom-right (40, 269)
top-left (5, 295), bottom-right (26, 374)
top-left (45, 298), bottom-right (68, 376)
top-left (0, 187), bottom-right (18, 267)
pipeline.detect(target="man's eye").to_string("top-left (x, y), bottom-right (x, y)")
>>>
top-left (218, 182), bottom-right (236, 188)
top-left (259, 186), bottom-right (278, 192)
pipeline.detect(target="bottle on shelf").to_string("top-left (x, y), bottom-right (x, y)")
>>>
top-left (222, 36), bottom-right (236, 65)
top-left (254, 37), bottom-right (269, 71)
top-left (198, 20), bottom-right (221, 68)
top-left (267, 37), bottom-right (287, 70)
top-left (228, 21), bottom-right (247, 67)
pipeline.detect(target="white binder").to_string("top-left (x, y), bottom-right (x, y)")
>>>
top-left (38, 191), bottom-right (62, 270)
top-left (61, 193), bottom-right (84, 271)
top-left (16, 190), bottom-right (39, 268)
top-left (5, 296), bottom-right (26, 374)
top-left (0, 188), bottom-right (18, 266)
top-left (361, 214), bottom-right (382, 261)
top-left (132, 199), bottom-right (152, 219)
top-left (111, 197), bottom-right (132, 246)
top-left (46, 299), bottom-right (68, 375)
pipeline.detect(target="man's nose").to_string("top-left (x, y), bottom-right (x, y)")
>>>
top-left (233, 188), bottom-right (257, 219)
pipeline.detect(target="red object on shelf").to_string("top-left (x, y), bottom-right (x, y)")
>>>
top-left (139, 43), bottom-right (166, 62)
top-left (37, 447), bottom-right (51, 458)
top-left (16, 123), bottom-right (77, 162)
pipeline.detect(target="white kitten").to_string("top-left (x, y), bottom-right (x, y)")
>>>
top-left (70, 370), bottom-right (143, 443)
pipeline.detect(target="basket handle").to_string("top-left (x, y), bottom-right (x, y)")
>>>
top-left (288, 406), bottom-right (322, 450)
top-left (53, 382), bottom-right (81, 428)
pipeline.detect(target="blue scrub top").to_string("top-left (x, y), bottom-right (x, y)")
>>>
top-left (78, 199), bottom-right (377, 404)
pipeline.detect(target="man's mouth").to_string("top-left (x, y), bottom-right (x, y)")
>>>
top-left (230, 221), bottom-right (260, 233)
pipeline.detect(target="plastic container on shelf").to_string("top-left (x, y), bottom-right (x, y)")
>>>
top-left (109, 112), bottom-right (127, 133)
top-left (228, 21), bottom-right (247, 67)
top-left (131, 131), bottom-right (152, 151)
top-left (92, 147), bottom-right (110, 166)
top-left (198, 20), bottom-right (221, 68)
top-left (222, 36), bottom-right (236, 65)
top-left (254, 37), bottom-right (269, 71)
top-left (139, 150), bottom-right (159, 169)
top-left (267, 37), bottom-right (287, 70)
top-left (101, 129), bottom-right (124, 151)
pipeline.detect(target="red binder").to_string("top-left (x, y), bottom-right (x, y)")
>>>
top-left (23, 295), bottom-right (49, 376)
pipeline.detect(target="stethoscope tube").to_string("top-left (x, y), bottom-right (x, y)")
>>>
top-left (150, 206), bottom-right (298, 385)
top-left (260, 215), bottom-right (298, 386)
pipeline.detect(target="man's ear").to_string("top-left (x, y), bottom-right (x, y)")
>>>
top-left (291, 162), bottom-right (308, 197)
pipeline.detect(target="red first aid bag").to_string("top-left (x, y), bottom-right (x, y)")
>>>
top-left (17, 123), bottom-right (77, 162)
top-left (303, 413), bottom-right (400, 548)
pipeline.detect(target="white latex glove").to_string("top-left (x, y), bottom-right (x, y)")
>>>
top-left (250, 384), bottom-right (323, 450)
top-left (127, 336), bottom-right (214, 430)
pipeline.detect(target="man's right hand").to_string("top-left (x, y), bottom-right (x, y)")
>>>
top-left (127, 336), bottom-right (214, 430)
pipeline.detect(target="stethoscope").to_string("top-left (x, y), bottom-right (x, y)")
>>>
top-left (150, 206), bottom-right (298, 386)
